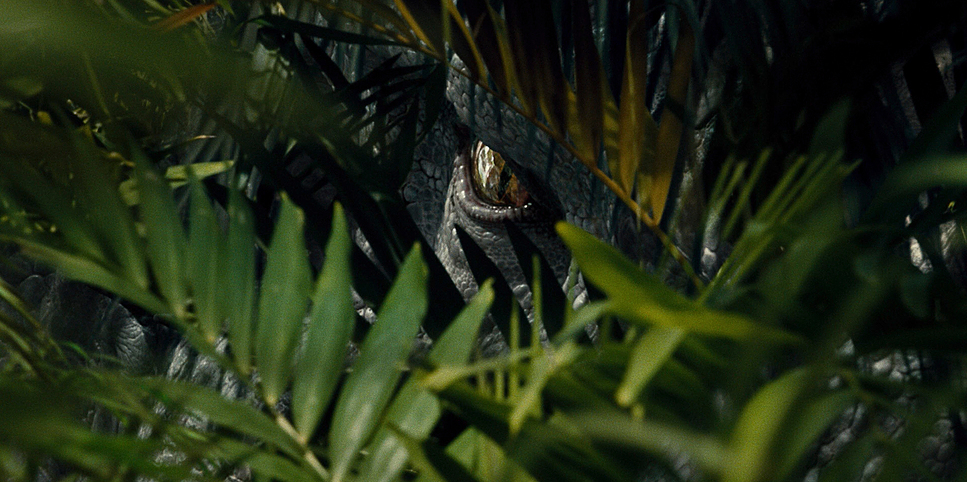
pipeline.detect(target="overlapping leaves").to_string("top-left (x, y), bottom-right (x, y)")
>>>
top-left (0, 108), bottom-right (494, 479)
top-left (2, 1), bottom-right (967, 482)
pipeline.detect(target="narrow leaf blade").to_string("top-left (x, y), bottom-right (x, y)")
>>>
top-left (615, 327), bottom-right (686, 406)
top-left (226, 188), bottom-right (257, 375)
top-left (132, 144), bottom-right (187, 317)
top-left (330, 244), bottom-right (428, 481)
top-left (615, 2), bottom-right (658, 195)
top-left (293, 203), bottom-right (355, 439)
top-left (187, 178), bottom-right (224, 341)
top-left (570, 0), bottom-right (607, 161)
top-left (143, 378), bottom-right (304, 460)
top-left (650, 23), bottom-right (694, 222)
top-left (356, 281), bottom-right (493, 482)
top-left (255, 196), bottom-right (312, 405)
top-left (557, 222), bottom-right (799, 342)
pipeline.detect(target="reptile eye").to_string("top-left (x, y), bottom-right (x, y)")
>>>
top-left (470, 141), bottom-right (530, 207)
top-left (455, 140), bottom-right (545, 223)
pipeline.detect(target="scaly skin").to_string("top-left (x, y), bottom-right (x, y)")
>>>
top-left (6, 1), bottom-right (966, 480)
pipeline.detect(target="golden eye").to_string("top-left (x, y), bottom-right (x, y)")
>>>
top-left (470, 141), bottom-right (530, 207)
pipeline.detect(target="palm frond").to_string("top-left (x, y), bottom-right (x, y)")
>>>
top-left (0, 83), bottom-right (492, 479)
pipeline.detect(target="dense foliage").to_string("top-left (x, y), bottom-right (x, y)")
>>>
top-left (1, 1), bottom-right (967, 481)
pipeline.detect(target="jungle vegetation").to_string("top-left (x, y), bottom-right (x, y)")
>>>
top-left (1, 1), bottom-right (967, 481)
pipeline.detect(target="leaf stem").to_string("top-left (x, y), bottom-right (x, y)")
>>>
top-left (182, 323), bottom-right (331, 480)
top-left (273, 411), bottom-right (331, 480)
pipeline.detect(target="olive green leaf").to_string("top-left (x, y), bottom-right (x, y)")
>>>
top-left (132, 142), bottom-right (189, 317)
top-left (648, 22), bottom-right (694, 223)
top-left (614, 0), bottom-right (658, 195)
top-left (330, 243), bottom-right (427, 482)
top-left (615, 326), bottom-right (686, 407)
top-left (142, 377), bottom-right (305, 462)
top-left (187, 177), bottom-right (225, 341)
top-left (574, 412), bottom-right (728, 475)
top-left (570, 0), bottom-right (607, 162)
top-left (392, 0), bottom-right (444, 55)
top-left (214, 438), bottom-right (318, 482)
top-left (255, 196), bottom-right (312, 406)
top-left (225, 187), bottom-right (257, 375)
top-left (292, 202), bottom-right (355, 439)
top-left (355, 281), bottom-right (493, 482)
top-left (726, 368), bottom-right (812, 482)
top-left (557, 221), bottom-right (799, 342)
top-left (119, 161), bottom-right (235, 206)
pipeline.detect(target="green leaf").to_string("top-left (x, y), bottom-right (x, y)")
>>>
top-left (504, 0), bottom-right (568, 134)
top-left (455, 225), bottom-right (524, 346)
top-left (292, 203), bottom-right (355, 439)
top-left (132, 143), bottom-right (188, 318)
top-left (358, 382), bottom-right (440, 482)
top-left (142, 377), bottom-right (304, 460)
top-left (807, 99), bottom-right (850, 157)
top-left (868, 155), bottom-right (967, 217)
top-left (0, 134), bottom-right (105, 264)
top-left (0, 277), bottom-right (40, 333)
top-left (119, 161), bottom-right (235, 206)
top-left (774, 391), bottom-right (855, 480)
top-left (725, 367), bottom-right (812, 482)
top-left (0, 390), bottom-right (197, 482)
top-left (506, 223), bottom-right (566, 338)
top-left (707, 152), bottom-right (853, 294)
top-left (507, 414), bottom-right (629, 482)
top-left (574, 412), bottom-right (728, 475)
top-left (214, 438), bottom-right (319, 482)
top-left (557, 222), bottom-right (798, 342)
top-left (357, 0), bottom-right (421, 42)
top-left (330, 243), bottom-right (427, 482)
top-left (0, 76), bottom-right (42, 102)
top-left (187, 178), bottom-right (224, 341)
top-left (614, 1), bottom-right (657, 195)
top-left (436, 427), bottom-right (481, 479)
top-left (165, 160), bottom-right (235, 183)
top-left (509, 347), bottom-right (554, 435)
top-left (15, 239), bottom-right (168, 315)
top-left (615, 327), bottom-right (686, 407)
top-left (552, 300), bottom-right (610, 344)
top-left (569, 0), bottom-right (607, 162)
top-left (649, 22), bottom-right (694, 223)
top-left (66, 129), bottom-right (147, 291)
top-left (418, 64), bottom-right (448, 147)
top-left (721, 150), bottom-right (771, 240)
top-left (392, 0), bottom-right (444, 54)
top-left (442, 1), bottom-right (486, 82)
top-left (816, 431), bottom-right (877, 482)
top-left (457, 0), bottom-right (515, 97)
top-left (388, 94), bottom-right (423, 189)
top-left (901, 82), bottom-right (967, 163)
top-left (255, 196), bottom-right (312, 406)
top-left (225, 188), bottom-right (257, 375)
top-left (0, 315), bottom-right (44, 370)
top-left (437, 382), bottom-right (629, 481)
top-left (355, 280), bottom-right (494, 482)
top-left (386, 425), bottom-right (480, 482)
top-left (429, 279), bottom-right (495, 366)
